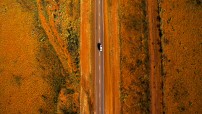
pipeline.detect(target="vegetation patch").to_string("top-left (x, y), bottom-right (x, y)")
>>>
top-left (35, 0), bottom-right (80, 112)
top-left (120, 0), bottom-right (150, 113)
top-left (13, 75), bottom-right (23, 86)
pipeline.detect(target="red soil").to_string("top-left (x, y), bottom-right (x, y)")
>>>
top-left (147, 0), bottom-right (163, 113)
top-left (80, 0), bottom-right (95, 113)
top-left (104, 0), bottom-right (121, 113)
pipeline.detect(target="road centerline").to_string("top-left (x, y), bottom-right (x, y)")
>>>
top-left (95, 0), bottom-right (104, 114)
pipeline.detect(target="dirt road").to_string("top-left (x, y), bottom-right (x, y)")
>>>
top-left (147, 0), bottom-right (163, 113)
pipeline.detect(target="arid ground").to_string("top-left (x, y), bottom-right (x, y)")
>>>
top-left (0, 0), bottom-right (80, 113)
top-left (0, 0), bottom-right (202, 113)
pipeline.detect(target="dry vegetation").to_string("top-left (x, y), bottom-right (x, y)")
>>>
top-left (36, 0), bottom-right (80, 113)
top-left (0, 0), bottom-right (80, 113)
top-left (1, 0), bottom-right (201, 113)
top-left (159, 0), bottom-right (202, 113)
top-left (118, 0), bottom-right (202, 113)
top-left (119, 0), bottom-right (150, 113)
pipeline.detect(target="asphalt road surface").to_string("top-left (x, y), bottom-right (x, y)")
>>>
top-left (94, 0), bottom-right (104, 113)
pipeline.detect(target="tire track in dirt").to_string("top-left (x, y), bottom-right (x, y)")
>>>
top-left (147, 0), bottom-right (164, 113)
top-left (36, 0), bottom-right (75, 73)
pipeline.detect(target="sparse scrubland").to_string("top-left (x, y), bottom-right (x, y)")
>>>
top-left (119, 0), bottom-right (150, 113)
top-left (36, 0), bottom-right (81, 113)
top-left (0, 0), bottom-right (80, 113)
top-left (0, 0), bottom-right (201, 113)
top-left (160, 0), bottom-right (202, 113)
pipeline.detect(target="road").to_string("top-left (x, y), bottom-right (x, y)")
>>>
top-left (94, 0), bottom-right (104, 113)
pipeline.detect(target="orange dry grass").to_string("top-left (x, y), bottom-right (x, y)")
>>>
top-left (0, 0), bottom-right (55, 113)
top-left (0, 0), bottom-right (80, 113)
top-left (160, 0), bottom-right (202, 113)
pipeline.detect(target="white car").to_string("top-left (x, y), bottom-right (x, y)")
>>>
top-left (97, 43), bottom-right (103, 52)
